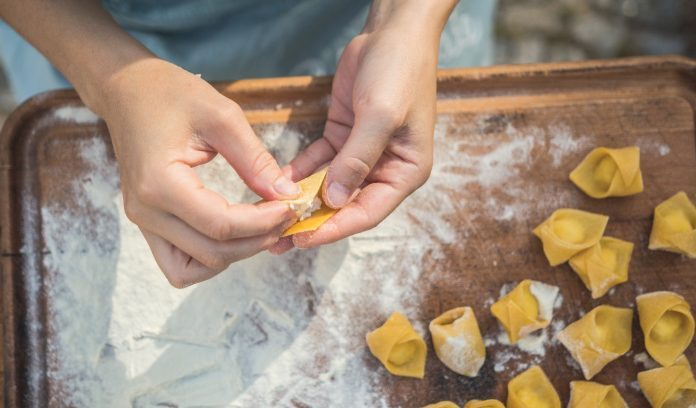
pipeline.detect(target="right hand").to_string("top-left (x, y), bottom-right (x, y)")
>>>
top-left (100, 58), bottom-right (299, 288)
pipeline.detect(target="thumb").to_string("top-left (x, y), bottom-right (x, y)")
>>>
top-left (204, 104), bottom-right (300, 200)
top-left (323, 107), bottom-right (402, 208)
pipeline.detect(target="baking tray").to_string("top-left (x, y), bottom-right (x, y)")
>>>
top-left (2, 56), bottom-right (696, 407)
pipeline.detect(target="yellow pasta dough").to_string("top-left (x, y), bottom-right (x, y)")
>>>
top-left (568, 381), bottom-right (628, 408)
top-left (429, 307), bottom-right (485, 377)
top-left (637, 291), bottom-right (695, 367)
top-left (556, 305), bottom-right (633, 379)
top-left (568, 236), bottom-right (633, 299)
top-left (569, 147), bottom-right (643, 198)
top-left (423, 402), bottom-right (459, 408)
top-left (491, 279), bottom-right (559, 343)
top-left (648, 192), bottom-right (696, 257)
top-left (366, 312), bottom-right (427, 378)
top-left (638, 356), bottom-right (696, 408)
top-left (533, 209), bottom-right (609, 266)
top-left (463, 400), bottom-right (504, 408)
top-left (281, 168), bottom-right (338, 236)
top-left (507, 365), bottom-right (561, 408)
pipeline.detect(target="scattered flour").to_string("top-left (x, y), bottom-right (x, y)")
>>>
top-left (41, 114), bottom-right (590, 406)
top-left (53, 106), bottom-right (100, 124)
top-left (633, 352), bottom-right (659, 369)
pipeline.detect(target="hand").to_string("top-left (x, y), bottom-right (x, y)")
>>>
top-left (271, 1), bottom-right (454, 253)
top-left (102, 58), bottom-right (299, 287)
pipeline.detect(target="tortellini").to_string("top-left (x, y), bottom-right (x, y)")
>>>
top-left (569, 146), bottom-right (643, 198)
top-left (491, 280), bottom-right (559, 343)
top-left (429, 307), bottom-right (485, 377)
top-left (568, 381), bottom-right (627, 408)
top-left (366, 312), bottom-right (427, 378)
top-left (281, 167), bottom-right (337, 236)
top-left (648, 191), bottom-right (696, 258)
top-left (638, 356), bottom-right (696, 408)
top-left (556, 305), bottom-right (633, 379)
top-left (533, 209), bottom-right (609, 266)
top-left (507, 365), bottom-right (561, 408)
top-left (637, 291), bottom-right (695, 367)
top-left (568, 236), bottom-right (633, 299)
top-left (424, 402), bottom-right (459, 408)
top-left (463, 400), bottom-right (505, 408)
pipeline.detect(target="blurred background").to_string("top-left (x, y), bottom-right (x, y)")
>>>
top-left (1, 0), bottom-right (695, 126)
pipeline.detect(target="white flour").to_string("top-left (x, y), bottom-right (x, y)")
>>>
top-left (40, 113), bottom-right (597, 406)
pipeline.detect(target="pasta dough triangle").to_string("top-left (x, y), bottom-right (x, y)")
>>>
top-left (568, 381), bottom-right (628, 408)
top-left (569, 147), bottom-right (643, 198)
top-left (648, 191), bottom-right (696, 257)
top-left (638, 356), bottom-right (696, 408)
top-left (366, 312), bottom-right (427, 378)
top-left (424, 402), bottom-right (459, 408)
top-left (637, 291), bottom-right (695, 367)
top-left (463, 400), bottom-right (504, 408)
top-left (568, 237), bottom-right (633, 298)
top-left (533, 209), bottom-right (609, 266)
top-left (507, 365), bottom-right (561, 408)
top-left (556, 305), bottom-right (633, 379)
top-left (429, 307), bottom-right (485, 377)
top-left (491, 280), bottom-right (559, 343)
top-left (281, 168), bottom-right (337, 236)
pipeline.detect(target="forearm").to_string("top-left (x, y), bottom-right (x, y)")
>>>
top-left (364, 0), bottom-right (458, 39)
top-left (0, 0), bottom-right (153, 114)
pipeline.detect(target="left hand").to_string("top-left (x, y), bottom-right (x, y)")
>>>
top-left (270, 1), bottom-right (456, 253)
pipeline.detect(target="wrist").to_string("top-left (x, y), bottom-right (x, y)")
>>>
top-left (363, 0), bottom-right (457, 37)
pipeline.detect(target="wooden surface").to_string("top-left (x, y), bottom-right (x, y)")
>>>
top-left (1, 56), bottom-right (696, 407)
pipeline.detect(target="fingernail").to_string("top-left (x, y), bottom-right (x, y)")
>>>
top-left (273, 176), bottom-right (301, 197)
top-left (326, 182), bottom-right (351, 208)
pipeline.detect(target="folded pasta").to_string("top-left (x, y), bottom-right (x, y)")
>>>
top-left (281, 167), bottom-right (337, 236)
top-left (648, 191), bottom-right (696, 257)
top-left (491, 280), bottom-right (559, 343)
top-left (638, 356), bottom-right (696, 408)
top-left (637, 291), bottom-right (695, 367)
top-left (568, 236), bottom-right (633, 299)
top-left (463, 400), bottom-right (504, 408)
top-left (429, 307), bottom-right (485, 377)
top-left (568, 381), bottom-right (627, 408)
top-left (556, 305), bottom-right (633, 379)
top-left (569, 147), bottom-right (643, 198)
top-left (366, 312), bottom-right (427, 378)
top-left (533, 209), bottom-right (609, 266)
top-left (507, 365), bottom-right (561, 408)
top-left (424, 402), bottom-right (459, 408)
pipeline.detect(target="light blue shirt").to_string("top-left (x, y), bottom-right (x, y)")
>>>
top-left (0, 0), bottom-right (496, 102)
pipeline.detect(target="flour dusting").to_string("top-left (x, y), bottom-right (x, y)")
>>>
top-left (41, 114), bottom-right (589, 406)
top-left (53, 106), bottom-right (100, 124)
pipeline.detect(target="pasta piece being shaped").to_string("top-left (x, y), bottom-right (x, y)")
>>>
top-left (281, 167), bottom-right (337, 236)
top-left (556, 305), bottom-right (633, 379)
top-left (423, 402), bottom-right (459, 408)
top-left (649, 191), bottom-right (696, 258)
top-left (429, 307), bottom-right (485, 377)
top-left (463, 400), bottom-right (505, 408)
top-left (569, 146), bottom-right (643, 198)
top-left (533, 209), bottom-right (609, 266)
top-left (638, 356), bottom-right (696, 408)
top-left (568, 381), bottom-right (628, 408)
top-left (507, 365), bottom-right (561, 408)
top-left (569, 236), bottom-right (633, 299)
top-left (491, 279), bottom-right (559, 343)
top-left (366, 312), bottom-right (427, 378)
top-left (637, 291), bottom-right (695, 367)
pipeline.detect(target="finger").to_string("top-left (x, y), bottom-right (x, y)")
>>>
top-left (135, 202), bottom-right (287, 275)
top-left (323, 106), bottom-right (403, 208)
top-left (200, 102), bottom-right (300, 200)
top-left (293, 181), bottom-right (406, 248)
top-left (268, 236), bottom-right (294, 255)
top-left (282, 136), bottom-right (337, 182)
top-left (136, 162), bottom-right (295, 240)
top-left (141, 229), bottom-right (216, 289)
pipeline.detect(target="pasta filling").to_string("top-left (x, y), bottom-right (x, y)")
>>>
top-left (593, 155), bottom-right (617, 189)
